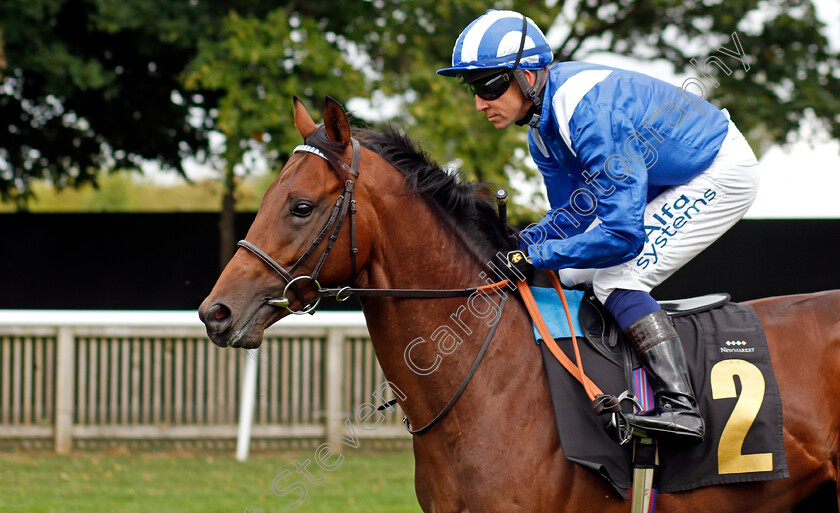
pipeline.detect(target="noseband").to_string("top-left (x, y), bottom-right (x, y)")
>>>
top-left (237, 138), bottom-right (361, 315)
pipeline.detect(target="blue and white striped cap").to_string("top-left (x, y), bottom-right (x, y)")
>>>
top-left (437, 10), bottom-right (553, 77)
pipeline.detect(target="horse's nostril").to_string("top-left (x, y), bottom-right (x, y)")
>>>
top-left (203, 303), bottom-right (232, 333)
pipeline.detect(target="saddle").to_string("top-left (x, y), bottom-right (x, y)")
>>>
top-left (577, 287), bottom-right (729, 369)
top-left (528, 282), bottom-right (788, 498)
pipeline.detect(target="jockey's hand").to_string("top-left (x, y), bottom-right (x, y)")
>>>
top-left (494, 250), bottom-right (534, 283)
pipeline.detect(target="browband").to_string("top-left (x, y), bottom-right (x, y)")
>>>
top-left (293, 144), bottom-right (327, 160)
top-left (294, 138), bottom-right (361, 177)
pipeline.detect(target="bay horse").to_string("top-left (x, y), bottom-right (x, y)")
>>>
top-left (199, 97), bottom-right (840, 512)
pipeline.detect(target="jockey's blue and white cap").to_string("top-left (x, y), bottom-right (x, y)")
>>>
top-left (437, 10), bottom-right (553, 77)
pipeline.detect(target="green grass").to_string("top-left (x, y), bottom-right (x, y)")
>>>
top-left (0, 449), bottom-right (423, 513)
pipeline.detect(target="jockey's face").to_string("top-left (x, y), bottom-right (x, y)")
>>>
top-left (474, 70), bottom-right (535, 130)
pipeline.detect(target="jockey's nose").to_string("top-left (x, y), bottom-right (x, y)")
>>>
top-left (475, 95), bottom-right (489, 111)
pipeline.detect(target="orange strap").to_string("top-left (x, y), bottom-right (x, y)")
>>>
top-left (519, 272), bottom-right (602, 400)
top-left (475, 280), bottom-right (510, 294)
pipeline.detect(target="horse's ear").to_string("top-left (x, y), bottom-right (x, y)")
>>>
top-left (293, 96), bottom-right (317, 140)
top-left (323, 96), bottom-right (351, 146)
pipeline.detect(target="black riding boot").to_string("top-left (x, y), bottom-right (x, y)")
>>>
top-left (623, 310), bottom-right (705, 444)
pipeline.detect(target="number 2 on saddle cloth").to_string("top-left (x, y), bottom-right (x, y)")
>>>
top-left (515, 270), bottom-right (788, 499)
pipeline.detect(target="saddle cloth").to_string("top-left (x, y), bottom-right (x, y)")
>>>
top-left (531, 287), bottom-right (789, 498)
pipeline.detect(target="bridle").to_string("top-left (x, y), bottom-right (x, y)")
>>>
top-left (238, 137), bottom-right (509, 315)
top-left (237, 138), bottom-right (361, 315)
top-left (236, 134), bottom-right (512, 435)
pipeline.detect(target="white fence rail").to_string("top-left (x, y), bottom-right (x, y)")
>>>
top-left (0, 310), bottom-right (408, 453)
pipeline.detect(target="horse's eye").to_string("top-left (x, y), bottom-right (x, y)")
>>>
top-left (291, 202), bottom-right (314, 217)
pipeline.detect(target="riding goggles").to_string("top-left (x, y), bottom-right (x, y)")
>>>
top-left (459, 71), bottom-right (512, 101)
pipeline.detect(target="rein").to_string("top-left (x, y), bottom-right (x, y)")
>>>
top-left (380, 294), bottom-right (508, 436)
top-left (236, 135), bottom-right (511, 436)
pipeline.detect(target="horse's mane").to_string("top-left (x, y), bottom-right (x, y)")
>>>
top-left (304, 126), bottom-right (512, 262)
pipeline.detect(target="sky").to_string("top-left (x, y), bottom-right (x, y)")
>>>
top-left (149, 0), bottom-right (840, 219)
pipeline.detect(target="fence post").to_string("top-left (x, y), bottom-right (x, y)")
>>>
top-left (324, 328), bottom-right (344, 448)
top-left (54, 327), bottom-right (74, 454)
top-left (236, 348), bottom-right (259, 461)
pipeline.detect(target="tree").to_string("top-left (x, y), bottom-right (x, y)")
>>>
top-left (0, 0), bottom-right (276, 205)
top-left (179, 1), bottom-right (569, 227)
top-left (3, 0), bottom-right (838, 250)
top-left (182, 8), bottom-right (366, 264)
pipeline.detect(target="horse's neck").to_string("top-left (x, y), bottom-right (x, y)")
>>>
top-left (357, 196), bottom-right (528, 426)
top-left (350, 182), bottom-right (572, 507)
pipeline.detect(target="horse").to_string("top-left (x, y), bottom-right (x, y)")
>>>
top-left (199, 97), bottom-right (840, 512)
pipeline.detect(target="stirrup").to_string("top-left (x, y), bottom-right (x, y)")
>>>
top-left (622, 411), bottom-right (705, 444)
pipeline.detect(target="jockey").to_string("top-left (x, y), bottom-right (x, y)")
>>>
top-left (437, 9), bottom-right (759, 444)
